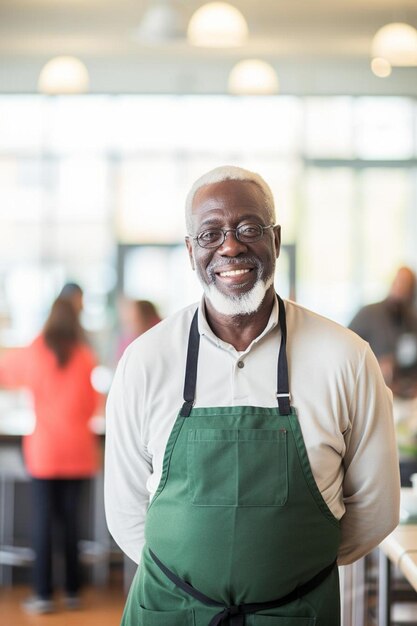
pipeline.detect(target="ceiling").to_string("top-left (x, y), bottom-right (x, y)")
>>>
top-left (1, 0), bottom-right (417, 95)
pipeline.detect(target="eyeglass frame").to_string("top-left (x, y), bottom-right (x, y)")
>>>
top-left (189, 223), bottom-right (276, 249)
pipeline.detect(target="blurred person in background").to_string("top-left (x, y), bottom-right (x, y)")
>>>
top-left (59, 281), bottom-right (104, 358)
top-left (58, 282), bottom-right (84, 319)
top-left (116, 299), bottom-right (161, 360)
top-left (349, 266), bottom-right (417, 485)
top-left (0, 297), bottom-right (100, 614)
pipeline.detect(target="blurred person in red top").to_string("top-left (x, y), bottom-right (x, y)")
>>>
top-left (116, 298), bottom-right (161, 360)
top-left (0, 297), bottom-right (100, 614)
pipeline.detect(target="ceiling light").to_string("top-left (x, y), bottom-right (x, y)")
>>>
top-left (38, 56), bottom-right (89, 94)
top-left (187, 2), bottom-right (248, 47)
top-left (228, 59), bottom-right (279, 95)
top-left (134, 0), bottom-right (187, 43)
top-left (371, 22), bottom-right (417, 66)
top-left (371, 57), bottom-right (392, 78)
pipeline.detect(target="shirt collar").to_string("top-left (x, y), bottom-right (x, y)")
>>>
top-left (197, 294), bottom-right (280, 354)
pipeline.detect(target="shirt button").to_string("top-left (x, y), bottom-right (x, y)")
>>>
top-left (237, 361), bottom-right (245, 369)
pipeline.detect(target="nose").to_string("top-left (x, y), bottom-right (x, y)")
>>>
top-left (217, 229), bottom-right (248, 256)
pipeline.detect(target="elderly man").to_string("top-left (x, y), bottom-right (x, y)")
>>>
top-left (105, 166), bottom-right (400, 625)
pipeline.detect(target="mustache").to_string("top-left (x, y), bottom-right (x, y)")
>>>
top-left (208, 256), bottom-right (261, 271)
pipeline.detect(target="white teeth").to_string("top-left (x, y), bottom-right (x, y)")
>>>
top-left (219, 269), bottom-right (250, 277)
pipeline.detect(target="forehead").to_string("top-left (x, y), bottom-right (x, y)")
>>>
top-left (191, 180), bottom-right (268, 225)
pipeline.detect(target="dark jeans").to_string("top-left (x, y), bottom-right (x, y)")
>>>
top-left (400, 459), bottom-right (417, 487)
top-left (31, 478), bottom-right (86, 599)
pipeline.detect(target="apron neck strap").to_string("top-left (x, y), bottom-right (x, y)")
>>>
top-left (180, 296), bottom-right (291, 418)
top-left (180, 309), bottom-right (200, 417)
top-left (276, 295), bottom-right (291, 415)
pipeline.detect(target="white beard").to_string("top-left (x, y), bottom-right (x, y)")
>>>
top-left (202, 274), bottom-right (274, 316)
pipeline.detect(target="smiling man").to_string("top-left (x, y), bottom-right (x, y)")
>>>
top-left (186, 176), bottom-right (277, 322)
top-left (105, 165), bottom-right (400, 626)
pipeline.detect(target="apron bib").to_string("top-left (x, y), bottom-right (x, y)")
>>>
top-left (122, 296), bottom-right (341, 626)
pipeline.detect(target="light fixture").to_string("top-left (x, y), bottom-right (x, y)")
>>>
top-left (371, 57), bottom-right (392, 78)
top-left (187, 2), bottom-right (248, 47)
top-left (133, 0), bottom-right (187, 43)
top-left (38, 56), bottom-right (89, 94)
top-left (371, 22), bottom-right (417, 66)
top-left (228, 59), bottom-right (279, 95)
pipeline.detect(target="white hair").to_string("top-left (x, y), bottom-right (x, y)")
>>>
top-left (185, 165), bottom-right (276, 234)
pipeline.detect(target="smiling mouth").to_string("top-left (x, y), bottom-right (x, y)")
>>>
top-left (207, 257), bottom-right (259, 285)
top-left (218, 268), bottom-right (252, 278)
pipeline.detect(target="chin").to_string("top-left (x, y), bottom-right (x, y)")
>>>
top-left (204, 276), bottom-right (274, 316)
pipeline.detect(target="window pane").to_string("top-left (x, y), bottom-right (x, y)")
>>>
top-left (358, 169), bottom-right (411, 302)
top-left (0, 222), bottom-right (41, 263)
top-left (304, 97), bottom-right (353, 158)
top-left (0, 158), bottom-right (43, 220)
top-left (116, 157), bottom-right (184, 243)
top-left (47, 96), bottom-right (112, 154)
top-left (298, 168), bottom-right (355, 322)
top-left (0, 97), bottom-right (44, 152)
top-left (179, 96), bottom-right (302, 154)
top-left (56, 157), bottom-right (110, 219)
top-left (354, 98), bottom-right (414, 159)
top-left (113, 96), bottom-right (182, 152)
top-left (52, 222), bottom-right (112, 262)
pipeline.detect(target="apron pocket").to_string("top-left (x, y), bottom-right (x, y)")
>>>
top-left (250, 617), bottom-right (316, 625)
top-left (138, 606), bottom-right (195, 625)
top-left (188, 428), bottom-right (288, 506)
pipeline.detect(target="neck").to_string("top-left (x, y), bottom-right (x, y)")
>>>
top-left (204, 289), bottom-right (275, 351)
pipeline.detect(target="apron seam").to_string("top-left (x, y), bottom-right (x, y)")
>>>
top-left (147, 415), bottom-right (186, 510)
top-left (288, 412), bottom-right (340, 529)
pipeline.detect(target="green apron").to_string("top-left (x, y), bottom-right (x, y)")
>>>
top-left (122, 296), bottom-right (341, 625)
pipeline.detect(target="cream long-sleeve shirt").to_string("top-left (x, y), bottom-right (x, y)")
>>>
top-left (104, 296), bottom-right (400, 566)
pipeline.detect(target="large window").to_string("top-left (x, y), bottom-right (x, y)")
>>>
top-left (1, 95), bottom-right (417, 360)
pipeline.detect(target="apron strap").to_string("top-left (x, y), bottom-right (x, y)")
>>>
top-left (180, 309), bottom-right (200, 417)
top-left (276, 295), bottom-right (291, 416)
top-left (180, 296), bottom-right (292, 418)
top-left (149, 548), bottom-right (336, 626)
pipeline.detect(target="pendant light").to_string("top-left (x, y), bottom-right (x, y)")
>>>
top-left (228, 59), bottom-right (279, 95)
top-left (38, 56), bottom-right (89, 94)
top-left (187, 2), bottom-right (248, 47)
top-left (371, 23), bottom-right (417, 66)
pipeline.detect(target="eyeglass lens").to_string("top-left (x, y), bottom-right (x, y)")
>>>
top-left (197, 223), bottom-right (266, 248)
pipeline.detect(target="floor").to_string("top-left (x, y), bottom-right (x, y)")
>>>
top-left (2, 575), bottom-right (417, 626)
top-left (0, 585), bottom-right (125, 626)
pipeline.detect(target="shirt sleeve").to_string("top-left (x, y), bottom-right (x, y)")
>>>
top-left (338, 344), bottom-right (400, 565)
top-left (104, 352), bottom-right (151, 565)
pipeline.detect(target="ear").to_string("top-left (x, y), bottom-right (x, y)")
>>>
top-left (274, 225), bottom-right (281, 259)
top-left (185, 237), bottom-right (195, 271)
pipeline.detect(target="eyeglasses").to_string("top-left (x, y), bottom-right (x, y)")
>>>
top-left (191, 223), bottom-right (275, 249)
